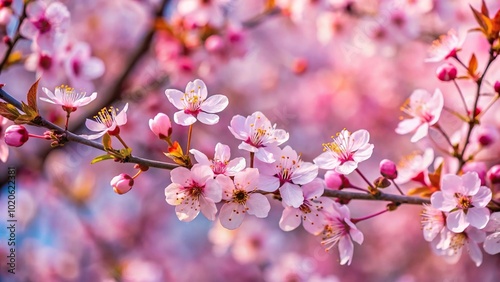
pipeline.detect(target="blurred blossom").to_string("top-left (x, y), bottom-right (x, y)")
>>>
top-left (483, 212), bottom-right (500, 255)
top-left (436, 63), bottom-right (457, 81)
top-left (421, 204), bottom-right (446, 242)
top-left (462, 162), bottom-right (487, 186)
top-left (432, 227), bottom-right (485, 267)
top-left (396, 89), bottom-right (444, 143)
top-left (63, 41), bottom-right (105, 91)
top-left (190, 143), bottom-right (245, 176)
top-left (425, 29), bottom-right (464, 62)
top-left (255, 145), bottom-right (319, 208)
top-left (431, 172), bottom-right (491, 233)
top-left (487, 165), bottom-right (500, 184)
top-left (0, 116), bottom-right (9, 162)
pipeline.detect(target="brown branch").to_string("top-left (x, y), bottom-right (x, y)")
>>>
top-left (322, 189), bottom-right (430, 205)
top-left (0, 1), bottom-right (27, 74)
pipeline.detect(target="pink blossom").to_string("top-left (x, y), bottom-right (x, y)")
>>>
top-left (165, 79), bottom-right (228, 126)
top-left (4, 125), bottom-right (29, 147)
top-left (165, 164), bottom-right (222, 222)
top-left (24, 48), bottom-right (65, 84)
top-left (216, 169), bottom-right (270, 230)
top-left (313, 129), bottom-right (374, 175)
top-left (421, 204), bottom-right (446, 242)
top-left (436, 63), bottom-right (457, 81)
top-left (228, 111), bottom-right (289, 163)
top-left (175, 0), bottom-right (225, 28)
top-left (396, 89), bottom-right (444, 142)
top-left (431, 172), bottom-right (492, 233)
top-left (321, 200), bottom-right (364, 265)
top-left (20, 1), bottom-right (70, 50)
top-left (483, 212), bottom-right (500, 255)
top-left (395, 148), bottom-right (434, 184)
top-left (110, 173), bottom-right (134, 195)
top-left (425, 29), bottom-right (464, 63)
top-left (487, 165), bottom-right (500, 184)
top-left (279, 178), bottom-right (327, 235)
top-left (432, 227), bottom-right (485, 267)
top-left (256, 145), bottom-right (318, 208)
top-left (379, 159), bottom-right (398, 179)
top-left (190, 143), bottom-right (245, 176)
top-left (83, 104), bottom-right (128, 139)
top-left (40, 86), bottom-right (97, 112)
top-left (0, 116), bottom-right (9, 162)
top-left (149, 113), bottom-right (172, 139)
top-left (63, 41), bottom-right (105, 91)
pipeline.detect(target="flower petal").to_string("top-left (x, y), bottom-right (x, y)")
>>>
top-left (280, 182), bottom-right (304, 208)
top-left (447, 210), bottom-right (469, 233)
top-left (189, 149), bottom-right (211, 166)
top-left (484, 233), bottom-right (500, 255)
top-left (165, 89), bottom-right (186, 110)
top-left (197, 112), bottom-right (219, 125)
top-left (466, 207), bottom-right (490, 230)
top-left (279, 207), bottom-right (301, 232)
top-left (219, 202), bottom-right (245, 229)
top-left (258, 174), bottom-right (280, 192)
top-left (199, 195), bottom-right (217, 221)
top-left (246, 193), bottom-right (270, 218)
top-left (313, 152), bottom-right (339, 170)
top-left (410, 123), bottom-right (429, 142)
top-left (338, 235), bottom-right (354, 265)
top-left (174, 111), bottom-right (197, 126)
top-left (200, 94), bottom-right (228, 113)
top-left (115, 103), bottom-right (128, 126)
top-left (226, 157), bottom-right (246, 176)
top-left (291, 162), bottom-right (318, 185)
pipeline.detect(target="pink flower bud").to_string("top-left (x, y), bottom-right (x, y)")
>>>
top-left (205, 35), bottom-right (225, 53)
top-left (111, 173), bottom-right (134, 195)
top-left (0, 7), bottom-right (12, 26)
top-left (462, 162), bottom-right (487, 185)
top-left (149, 113), bottom-right (172, 139)
top-left (292, 58), bottom-right (308, 74)
top-left (494, 81), bottom-right (500, 93)
top-left (4, 125), bottom-right (29, 147)
top-left (476, 125), bottom-right (499, 147)
top-left (325, 171), bottom-right (350, 190)
top-left (436, 63), bottom-right (457, 81)
top-left (379, 159), bottom-right (398, 179)
top-left (487, 165), bottom-right (500, 185)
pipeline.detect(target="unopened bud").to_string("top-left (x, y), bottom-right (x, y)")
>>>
top-left (487, 165), bottom-right (500, 184)
top-left (325, 171), bottom-right (350, 190)
top-left (476, 125), bottom-right (499, 147)
top-left (111, 173), bottom-right (134, 195)
top-left (494, 81), bottom-right (500, 93)
top-left (4, 125), bottom-right (29, 147)
top-left (205, 35), bottom-right (225, 53)
top-left (149, 113), bottom-right (172, 139)
top-left (379, 159), bottom-right (398, 179)
top-left (436, 63), bottom-right (457, 81)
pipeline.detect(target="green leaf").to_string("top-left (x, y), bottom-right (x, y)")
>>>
top-left (90, 154), bottom-right (115, 164)
top-left (0, 102), bottom-right (20, 121)
top-left (102, 132), bottom-right (112, 150)
top-left (27, 78), bottom-right (40, 113)
top-left (119, 147), bottom-right (132, 158)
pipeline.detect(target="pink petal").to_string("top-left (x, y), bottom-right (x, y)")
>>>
top-left (191, 164), bottom-right (215, 185)
top-left (303, 211), bottom-right (326, 235)
top-left (175, 200), bottom-right (200, 222)
top-left (441, 174), bottom-right (463, 195)
top-left (219, 202), bottom-right (246, 230)
top-left (234, 168), bottom-right (259, 192)
top-left (484, 233), bottom-right (500, 255)
top-left (0, 143), bottom-right (9, 162)
top-left (246, 193), bottom-right (270, 218)
top-left (200, 94), bottom-right (228, 113)
top-left (41, 87), bottom-right (57, 100)
top-left (26, 1), bottom-right (46, 18)
top-left (258, 174), bottom-right (280, 192)
top-left (170, 167), bottom-right (192, 185)
top-left (203, 178), bottom-right (222, 203)
top-left (466, 207), bottom-right (490, 230)
top-left (226, 157), bottom-right (246, 176)
top-left (273, 129), bottom-right (290, 144)
top-left (238, 142), bottom-right (258, 153)
top-left (461, 171), bottom-right (480, 195)
top-left (190, 79), bottom-right (208, 100)
top-left (255, 147), bottom-right (278, 163)
top-left (85, 118), bottom-right (106, 132)
top-left (346, 219), bottom-right (364, 244)
top-left (352, 144), bottom-right (374, 163)
top-left (189, 149), bottom-right (211, 166)
top-left (81, 131), bottom-right (106, 140)
top-left (199, 195), bottom-right (217, 221)
top-left (335, 161), bottom-right (357, 175)
top-left (115, 103), bottom-right (128, 126)
top-left (165, 89), bottom-right (186, 110)
top-left (447, 210), bottom-right (469, 233)
top-left (279, 207), bottom-right (301, 232)
top-left (214, 143), bottom-right (230, 161)
top-left (197, 112), bottom-right (219, 125)
top-left (291, 162), bottom-right (318, 185)
top-left (280, 182), bottom-right (304, 208)
top-left (39, 97), bottom-right (57, 104)
top-left (472, 186), bottom-right (492, 207)
top-left (164, 183), bottom-right (185, 205)
top-left (349, 129), bottom-right (370, 152)
top-left (302, 178), bottom-right (324, 199)
top-left (313, 152), bottom-right (339, 170)
top-left (215, 175), bottom-right (234, 200)
top-left (395, 118), bottom-right (421, 135)
top-left (228, 115), bottom-right (247, 140)
top-left (410, 123), bottom-right (429, 142)
top-left (467, 240), bottom-right (483, 267)
top-left (338, 235), bottom-right (354, 265)
top-left (174, 111), bottom-right (197, 126)
top-left (82, 58), bottom-right (105, 79)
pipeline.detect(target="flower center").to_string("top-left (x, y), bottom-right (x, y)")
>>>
top-left (34, 17), bottom-right (52, 34)
top-left (39, 54), bottom-right (53, 70)
top-left (93, 106), bottom-right (121, 133)
top-left (449, 233), bottom-right (466, 253)
top-left (322, 130), bottom-right (353, 163)
top-left (299, 201), bottom-right (312, 214)
top-left (211, 160), bottom-right (227, 175)
top-left (188, 183), bottom-right (204, 198)
top-left (182, 89), bottom-right (203, 115)
top-left (233, 189), bottom-right (248, 204)
top-left (454, 193), bottom-right (472, 210)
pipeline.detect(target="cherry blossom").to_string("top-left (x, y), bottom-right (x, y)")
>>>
top-left (20, 1), bottom-right (70, 50)
top-left (64, 41), bottom-right (105, 91)
top-left (321, 200), bottom-right (364, 265)
top-left (395, 148), bottom-right (434, 185)
top-left (0, 116), bottom-right (9, 162)
top-left (216, 169), bottom-right (270, 230)
top-left (40, 86), bottom-right (97, 112)
top-left (396, 89), bottom-right (444, 142)
top-left (421, 204), bottom-right (446, 242)
top-left (425, 29), bottom-right (464, 62)
top-left (279, 178), bottom-right (327, 235)
top-left (165, 164), bottom-right (222, 222)
top-left (228, 111), bottom-right (289, 163)
top-left (256, 145), bottom-right (318, 208)
top-left (24, 48), bottom-right (65, 84)
top-left (432, 227), bottom-right (485, 267)
top-left (313, 129), bottom-right (374, 175)
top-left (83, 104), bottom-right (128, 139)
top-left (165, 79), bottom-right (228, 126)
top-left (149, 113), bottom-right (172, 140)
top-left (431, 172), bottom-right (492, 233)
top-left (483, 212), bottom-right (500, 255)
top-left (190, 143), bottom-right (245, 176)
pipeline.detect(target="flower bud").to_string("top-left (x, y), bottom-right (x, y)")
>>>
top-left (475, 125), bottom-right (499, 147)
top-left (374, 176), bottom-right (391, 188)
top-left (462, 162), bottom-right (487, 185)
top-left (149, 113), bottom-right (172, 139)
top-left (4, 125), bottom-right (29, 147)
top-left (494, 81), bottom-right (500, 93)
top-left (325, 171), bottom-right (347, 190)
top-left (0, 7), bottom-right (12, 26)
top-left (205, 35), bottom-right (225, 53)
top-left (436, 63), bottom-right (457, 81)
top-left (487, 165), bottom-right (500, 185)
top-left (292, 58), bottom-right (308, 74)
top-left (111, 173), bottom-right (134, 195)
top-left (379, 159), bottom-right (398, 179)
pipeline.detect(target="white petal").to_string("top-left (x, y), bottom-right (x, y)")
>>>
top-left (165, 89), bottom-right (186, 110)
top-left (258, 174), bottom-right (280, 192)
top-left (447, 210), bottom-right (469, 233)
top-left (228, 115), bottom-right (247, 140)
top-left (410, 123), bottom-right (429, 143)
top-left (291, 162), bottom-right (318, 185)
top-left (199, 196), bottom-right (217, 221)
top-left (395, 118), bottom-right (421, 135)
top-left (338, 235), bottom-right (354, 265)
top-left (219, 202), bottom-right (245, 229)
top-left (189, 149), bottom-right (211, 166)
top-left (467, 240), bottom-right (483, 267)
top-left (115, 103), bottom-right (128, 126)
top-left (246, 193), bottom-right (270, 218)
top-left (279, 207), bottom-right (301, 231)
top-left (174, 111), bottom-right (197, 126)
top-left (197, 112), bottom-right (219, 125)
top-left (280, 182), bottom-right (304, 208)
top-left (170, 167), bottom-right (192, 186)
top-left (484, 233), bottom-right (500, 254)
top-left (85, 118), bottom-right (106, 132)
top-left (225, 157), bottom-right (246, 176)
top-left (461, 171), bottom-right (480, 195)
top-left (349, 129), bottom-right (370, 151)
top-left (472, 186), bottom-right (492, 207)
top-left (466, 207), bottom-right (490, 230)
top-left (302, 178), bottom-right (324, 199)
top-left (335, 161), bottom-right (357, 175)
top-left (200, 94), bottom-right (228, 113)
top-left (313, 152), bottom-right (339, 170)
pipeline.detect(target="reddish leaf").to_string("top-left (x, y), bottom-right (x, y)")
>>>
top-left (27, 78), bottom-right (40, 114)
top-left (468, 54), bottom-right (478, 77)
top-left (481, 0), bottom-right (490, 17)
top-left (0, 102), bottom-right (20, 121)
top-left (470, 5), bottom-right (492, 36)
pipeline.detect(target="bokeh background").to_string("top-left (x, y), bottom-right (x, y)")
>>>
top-left (1, 0), bottom-right (500, 281)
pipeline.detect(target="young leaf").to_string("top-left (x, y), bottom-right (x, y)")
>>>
top-left (468, 54), bottom-right (478, 77)
top-left (0, 102), bottom-right (20, 121)
top-left (481, 0), bottom-right (489, 18)
top-left (27, 78), bottom-right (40, 113)
top-left (90, 154), bottom-right (115, 164)
top-left (102, 132), bottom-right (112, 151)
top-left (470, 5), bottom-right (492, 36)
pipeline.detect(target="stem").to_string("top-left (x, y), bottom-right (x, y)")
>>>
top-left (0, 2), bottom-right (28, 74)
top-left (452, 79), bottom-right (469, 114)
top-left (351, 209), bottom-right (389, 224)
top-left (355, 168), bottom-right (376, 191)
top-left (432, 123), bottom-right (455, 152)
top-left (28, 133), bottom-right (48, 139)
top-left (250, 152), bottom-right (255, 168)
top-left (115, 134), bottom-right (129, 149)
top-left (443, 106), bottom-right (468, 122)
top-left (476, 94), bottom-right (500, 119)
top-left (391, 179), bottom-right (404, 195)
top-left (186, 124), bottom-right (193, 153)
top-left (453, 55), bottom-right (468, 70)
top-left (65, 111), bottom-right (71, 131)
